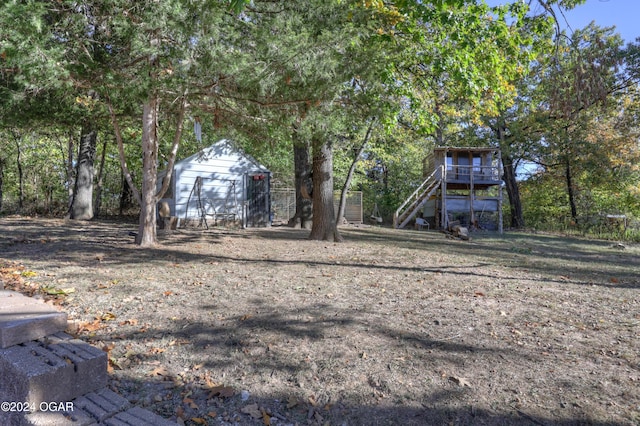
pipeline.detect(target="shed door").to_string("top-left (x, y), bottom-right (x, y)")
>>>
top-left (246, 174), bottom-right (270, 227)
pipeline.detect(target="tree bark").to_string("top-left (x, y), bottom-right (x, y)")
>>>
top-left (309, 136), bottom-right (343, 242)
top-left (497, 123), bottom-right (524, 229)
top-left (565, 157), bottom-right (578, 222)
top-left (107, 93), bottom-right (185, 244)
top-left (0, 156), bottom-right (4, 212)
top-left (12, 131), bottom-right (24, 211)
top-left (501, 152), bottom-right (524, 229)
top-left (337, 118), bottom-right (375, 224)
top-left (66, 131), bottom-right (74, 209)
top-left (136, 99), bottom-right (160, 246)
top-left (94, 136), bottom-right (108, 217)
top-left (119, 172), bottom-right (133, 216)
top-left (108, 99), bottom-right (142, 209)
top-left (288, 137), bottom-right (313, 229)
top-left (69, 119), bottom-right (97, 220)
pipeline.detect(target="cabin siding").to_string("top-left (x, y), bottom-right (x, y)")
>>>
top-left (397, 146), bottom-right (503, 232)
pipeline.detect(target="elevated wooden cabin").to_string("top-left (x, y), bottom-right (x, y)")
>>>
top-left (394, 147), bottom-right (503, 232)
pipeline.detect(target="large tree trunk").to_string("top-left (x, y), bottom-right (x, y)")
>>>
top-left (69, 119), bottom-right (98, 220)
top-left (337, 118), bottom-right (374, 225)
top-left (497, 123), bottom-right (524, 229)
top-left (136, 99), bottom-right (160, 246)
top-left (107, 92), bottom-right (185, 244)
top-left (94, 136), bottom-right (108, 217)
top-left (309, 137), bottom-right (342, 242)
top-left (501, 152), bottom-right (524, 229)
top-left (565, 157), bottom-right (578, 223)
top-left (66, 131), bottom-right (75, 209)
top-left (288, 138), bottom-right (313, 229)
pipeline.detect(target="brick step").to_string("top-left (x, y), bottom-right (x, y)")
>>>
top-left (0, 332), bottom-right (107, 409)
top-left (0, 291), bottom-right (68, 349)
top-left (23, 388), bottom-right (177, 426)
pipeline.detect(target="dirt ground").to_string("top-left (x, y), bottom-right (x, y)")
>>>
top-left (0, 216), bottom-right (639, 426)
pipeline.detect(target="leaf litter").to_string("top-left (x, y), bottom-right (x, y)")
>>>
top-left (0, 217), bottom-right (639, 425)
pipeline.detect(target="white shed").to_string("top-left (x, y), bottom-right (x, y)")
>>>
top-left (158, 139), bottom-right (271, 227)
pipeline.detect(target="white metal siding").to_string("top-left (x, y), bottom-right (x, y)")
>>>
top-left (159, 140), bottom-right (269, 221)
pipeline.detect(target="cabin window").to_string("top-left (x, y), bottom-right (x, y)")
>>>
top-left (473, 155), bottom-right (482, 174)
top-left (446, 153), bottom-right (453, 171)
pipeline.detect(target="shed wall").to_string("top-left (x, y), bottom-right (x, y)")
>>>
top-left (159, 140), bottom-right (269, 222)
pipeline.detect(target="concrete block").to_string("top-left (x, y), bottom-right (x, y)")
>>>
top-left (0, 332), bottom-right (107, 406)
top-left (103, 406), bottom-right (177, 426)
top-left (73, 388), bottom-right (131, 422)
top-left (24, 408), bottom-right (97, 426)
top-left (0, 290), bottom-right (68, 348)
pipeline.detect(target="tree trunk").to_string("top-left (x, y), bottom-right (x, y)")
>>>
top-left (565, 157), bottom-right (578, 223)
top-left (107, 92), bottom-right (185, 243)
top-left (501, 152), bottom-right (524, 229)
top-left (119, 172), bottom-right (133, 216)
top-left (136, 99), bottom-right (160, 246)
top-left (69, 119), bottom-right (97, 220)
top-left (309, 136), bottom-right (342, 242)
top-left (0, 156), bottom-right (4, 212)
top-left (12, 132), bottom-right (24, 211)
top-left (94, 136), bottom-right (108, 217)
top-left (66, 131), bottom-right (75, 208)
top-left (496, 123), bottom-right (524, 229)
top-left (337, 118), bottom-right (375, 224)
top-left (288, 138), bottom-right (313, 229)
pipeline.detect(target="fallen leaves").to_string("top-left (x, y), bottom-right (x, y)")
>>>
top-left (0, 261), bottom-right (70, 303)
top-left (241, 403), bottom-right (271, 425)
top-left (77, 319), bottom-right (105, 334)
top-left (286, 395), bottom-right (299, 409)
top-left (100, 311), bottom-right (117, 321)
top-left (148, 365), bottom-right (172, 378)
top-left (449, 375), bottom-right (472, 388)
top-left (42, 286), bottom-right (76, 295)
top-left (182, 397), bottom-right (199, 409)
top-left (102, 343), bottom-right (119, 373)
top-left (241, 403), bottom-right (261, 419)
top-left (208, 385), bottom-right (235, 399)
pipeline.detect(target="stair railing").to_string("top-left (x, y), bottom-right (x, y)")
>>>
top-left (393, 165), bottom-right (443, 228)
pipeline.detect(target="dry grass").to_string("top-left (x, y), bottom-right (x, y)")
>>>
top-left (1, 217), bottom-right (638, 426)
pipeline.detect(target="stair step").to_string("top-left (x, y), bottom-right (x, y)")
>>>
top-left (102, 406), bottom-right (178, 426)
top-left (0, 291), bottom-right (68, 348)
top-left (22, 389), bottom-right (177, 426)
top-left (0, 291), bottom-right (176, 425)
top-left (0, 332), bottom-right (107, 409)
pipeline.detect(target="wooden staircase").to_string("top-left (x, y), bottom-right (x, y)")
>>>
top-left (393, 165), bottom-right (443, 229)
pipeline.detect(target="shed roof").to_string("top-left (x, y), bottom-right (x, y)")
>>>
top-left (159, 139), bottom-right (269, 179)
top-left (434, 146), bottom-right (499, 153)
top-left (175, 139), bottom-right (269, 170)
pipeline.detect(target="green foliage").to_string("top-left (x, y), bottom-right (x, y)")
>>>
top-left (0, 130), bottom-right (68, 215)
top-left (3, 0), bottom-right (639, 246)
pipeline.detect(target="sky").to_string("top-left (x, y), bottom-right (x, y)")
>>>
top-left (487, 0), bottom-right (640, 44)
